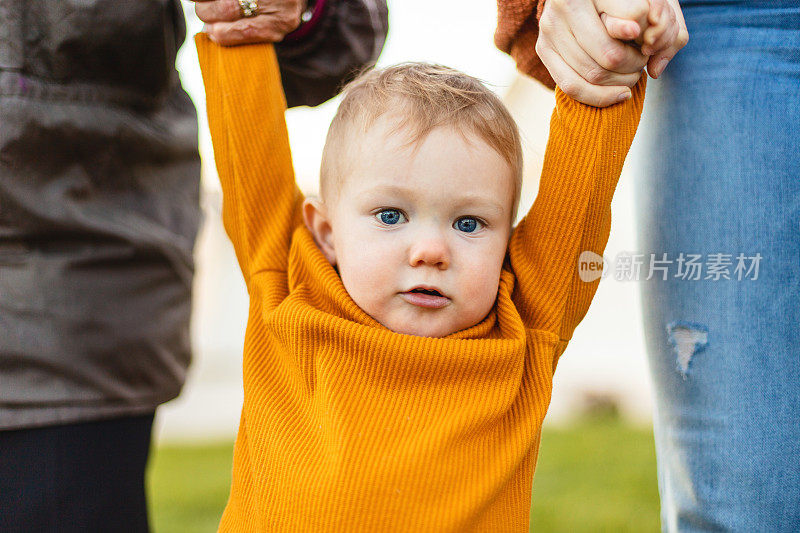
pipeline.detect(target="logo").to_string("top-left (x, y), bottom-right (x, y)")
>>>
top-left (578, 251), bottom-right (608, 282)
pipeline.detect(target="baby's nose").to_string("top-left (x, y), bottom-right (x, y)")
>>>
top-left (408, 235), bottom-right (450, 270)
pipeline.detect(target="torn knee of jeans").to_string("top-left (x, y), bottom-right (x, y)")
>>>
top-left (666, 321), bottom-right (708, 378)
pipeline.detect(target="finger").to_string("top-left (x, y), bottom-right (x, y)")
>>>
top-left (595, 0), bottom-right (650, 45)
top-left (600, 14), bottom-right (641, 41)
top-left (537, 37), bottom-right (640, 107)
top-left (669, 0), bottom-right (690, 51)
top-left (549, 25), bottom-right (644, 85)
top-left (641, 0), bottom-right (672, 52)
top-left (643, 13), bottom-right (678, 56)
top-left (646, 53), bottom-right (670, 79)
top-left (593, 0), bottom-right (649, 24)
top-left (646, 39), bottom-right (679, 79)
top-left (555, 0), bottom-right (649, 73)
top-left (647, 1), bottom-right (689, 77)
top-left (640, 0), bottom-right (664, 50)
top-left (195, 0), bottom-right (243, 23)
top-left (647, 0), bottom-right (666, 27)
top-left (205, 17), bottom-right (289, 45)
top-left (545, 9), bottom-right (645, 78)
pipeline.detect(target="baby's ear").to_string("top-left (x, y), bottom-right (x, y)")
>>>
top-left (302, 197), bottom-right (337, 265)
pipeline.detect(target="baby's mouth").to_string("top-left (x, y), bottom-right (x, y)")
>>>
top-left (401, 286), bottom-right (450, 309)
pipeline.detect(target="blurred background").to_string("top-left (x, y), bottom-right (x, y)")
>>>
top-left (147, 1), bottom-right (660, 531)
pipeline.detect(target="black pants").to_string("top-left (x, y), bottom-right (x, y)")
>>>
top-left (0, 412), bottom-right (155, 533)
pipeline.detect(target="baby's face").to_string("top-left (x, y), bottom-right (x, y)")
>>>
top-left (317, 117), bottom-right (515, 338)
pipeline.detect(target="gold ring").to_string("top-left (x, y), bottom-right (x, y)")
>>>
top-left (238, 0), bottom-right (258, 18)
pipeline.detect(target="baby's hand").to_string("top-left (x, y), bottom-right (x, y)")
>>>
top-left (601, 0), bottom-right (689, 79)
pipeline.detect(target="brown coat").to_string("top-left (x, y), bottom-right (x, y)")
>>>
top-left (495, 0), bottom-right (555, 89)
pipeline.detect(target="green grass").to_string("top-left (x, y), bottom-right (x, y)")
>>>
top-left (530, 416), bottom-right (660, 532)
top-left (147, 442), bottom-right (234, 532)
top-left (147, 417), bottom-right (659, 532)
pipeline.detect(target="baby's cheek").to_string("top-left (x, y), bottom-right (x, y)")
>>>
top-left (338, 241), bottom-right (395, 312)
top-left (472, 275), bottom-right (501, 316)
top-left (341, 258), bottom-right (377, 297)
top-left (461, 256), bottom-right (504, 315)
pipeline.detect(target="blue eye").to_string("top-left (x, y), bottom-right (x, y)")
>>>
top-left (377, 209), bottom-right (405, 225)
top-left (455, 217), bottom-right (481, 233)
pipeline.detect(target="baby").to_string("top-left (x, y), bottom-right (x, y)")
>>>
top-left (196, 22), bottom-right (646, 532)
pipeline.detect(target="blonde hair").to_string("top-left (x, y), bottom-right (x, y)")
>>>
top-left (319, 62), bottom-right (523, 220)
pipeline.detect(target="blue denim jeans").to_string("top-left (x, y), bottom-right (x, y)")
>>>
top-left (635, 1), bottom-right (800, 531)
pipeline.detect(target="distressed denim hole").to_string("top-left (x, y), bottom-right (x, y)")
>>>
top-left (666, 321), bottom-right (709, 378)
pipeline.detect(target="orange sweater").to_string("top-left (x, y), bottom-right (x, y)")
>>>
top-left (196, 34), bottom-right (644, 532)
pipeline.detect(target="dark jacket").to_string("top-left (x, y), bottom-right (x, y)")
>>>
top-left (0, 0), bottom-right (387, 430)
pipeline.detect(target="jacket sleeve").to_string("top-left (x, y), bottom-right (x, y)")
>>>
top-left (196, 34), bottom-right (303, 292)
top-left (495, 0), bottom-right (555, 89)
top-left (276, 0), bottom-right (389, 107)
top-left (508, 75), bottom-right (645, 365)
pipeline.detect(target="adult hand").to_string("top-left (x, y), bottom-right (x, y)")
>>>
top-left (191, 0), bottom-right (306, 45)
top-left (536, 0), bottom-right (688, 107)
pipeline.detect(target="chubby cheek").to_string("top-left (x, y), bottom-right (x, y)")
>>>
top-left (334, 227), bottom-right (400, 316)
top-left (455, 242), bottom-right (506, 321)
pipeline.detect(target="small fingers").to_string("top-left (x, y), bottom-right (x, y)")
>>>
top-left (661, 0), bottom-right (690, 52)
top-left (643, 19), bottom-right (678, 56)
top-left (646, 2), bottom-right (689, 77)
top-left (593, 0), bottom-right (649, 25)
top-left (595, 0), bottom-right (650, 46)
top-left (641, 0), bottom-right (676, 54)
top-left (647, 0), bottom-right (666, 27)
top-left (600, 14), bottom-right (641, 41)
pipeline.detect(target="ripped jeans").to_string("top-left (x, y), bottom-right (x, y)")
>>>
top-left (635, 1), bottom-right (800, 531)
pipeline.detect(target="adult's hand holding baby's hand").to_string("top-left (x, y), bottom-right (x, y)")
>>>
top-left (191, 0), bottom-right (305, 45)
top-left (537, 0), bottom-right (688, 107)
top-left (602, 0), bottom-right (689, 79)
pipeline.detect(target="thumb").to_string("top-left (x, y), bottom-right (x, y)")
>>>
top-left (600, 13), bottom-right (641, 41)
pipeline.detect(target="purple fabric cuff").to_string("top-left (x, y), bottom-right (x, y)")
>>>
top-left (283, 0), bottom-right (328, 42)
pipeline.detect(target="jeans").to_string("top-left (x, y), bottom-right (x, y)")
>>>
top-left (635, 1), bottom-right (800, 531)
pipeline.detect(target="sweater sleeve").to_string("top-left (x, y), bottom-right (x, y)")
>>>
top-left (195, 35), bottom-right (303, 292)
top-left (508, 75), bottom-right (645, 364)
top-left (495, 0), bottom-right (555, 89)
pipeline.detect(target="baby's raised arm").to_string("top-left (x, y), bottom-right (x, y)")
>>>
top-left (508, 75), bottom-right (645, 366)
top-left (196, 35), bottom-right (303, 293)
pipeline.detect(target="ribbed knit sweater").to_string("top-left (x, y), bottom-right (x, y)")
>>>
top-left (196, 34), bottom-right (645, 532)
